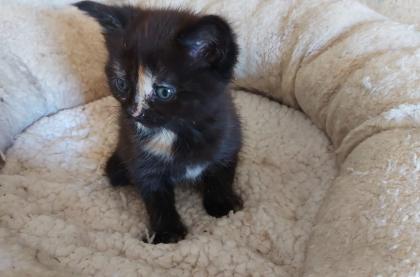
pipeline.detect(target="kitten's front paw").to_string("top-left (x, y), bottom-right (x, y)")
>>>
top-left (151, 221), bottom-right (187, 244)
top-left (203, 190), bottom-right (243, 218)
top-left (105, 153), bottom-right (130, 187)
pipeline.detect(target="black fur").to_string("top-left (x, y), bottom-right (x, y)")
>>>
top-left (75, 1), bottom-right (242, 244)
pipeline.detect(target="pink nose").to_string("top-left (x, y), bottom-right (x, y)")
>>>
top-left (129, 105), bottom-right (142, 118)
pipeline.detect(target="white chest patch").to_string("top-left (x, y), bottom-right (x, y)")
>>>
top-left (143, 128), bottom-right (176, 159)
top-left (184, 164), bottom-right (207, 180)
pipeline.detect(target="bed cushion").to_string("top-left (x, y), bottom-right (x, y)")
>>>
top-left (1, 0), bottom-right (420, 276)
top-left (1, 92), bottom-right (336, 276)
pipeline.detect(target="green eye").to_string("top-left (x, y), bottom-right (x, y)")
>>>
top-left (154, 85), bottom-right (176, 101)
top-left (114, 78), bottom-right (128, 92)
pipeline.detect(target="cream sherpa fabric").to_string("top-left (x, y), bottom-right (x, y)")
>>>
top-left (0, 0), bottom-right (110, 157)
top-left (1, 0), bottom-right (420, 276)
top-left (1, 93), bottom-right (335, 276)
top-left (359, 0), bottom-right (420, 27)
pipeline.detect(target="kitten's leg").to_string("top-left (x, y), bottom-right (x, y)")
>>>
top-left (139, 182), bottom-right (187, 244)
top-left (202, 158), bottom-right (243, 218)
top-left (105, 152), bottom-right (130, 186)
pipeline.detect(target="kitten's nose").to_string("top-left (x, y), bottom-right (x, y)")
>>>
top-left (128, 105), bottom-right (142, 118)
top-left (128, 101), bottom-right (149, 119)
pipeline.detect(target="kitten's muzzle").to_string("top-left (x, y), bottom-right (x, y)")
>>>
top-left (127, 100), bottom-right (150, 118)
top-left (127, 106), bottom-right (146, 120)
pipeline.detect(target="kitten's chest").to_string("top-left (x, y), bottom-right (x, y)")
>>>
top-left (136, 124), bottom-right (210, 182)
top-left (170, 162), bottom-right (208, 183)
top-left (136, 122), bottom-right (217, 159)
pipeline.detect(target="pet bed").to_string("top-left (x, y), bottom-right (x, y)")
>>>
top-left (0, 0), bottom-right (419, 276)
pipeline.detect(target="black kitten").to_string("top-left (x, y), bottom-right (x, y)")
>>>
top-left (74, 1), bottom-right (242, 244)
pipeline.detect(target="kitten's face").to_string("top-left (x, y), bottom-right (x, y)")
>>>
top-left (75, 2), bottom-right (238, 128)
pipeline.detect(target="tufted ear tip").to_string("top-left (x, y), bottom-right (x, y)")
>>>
top-left (73, 0), bottom-right (129, 32)
top-left (72, 0), bottom-right (91, 8)
top-left (72, 1), bottom-right (102, 16)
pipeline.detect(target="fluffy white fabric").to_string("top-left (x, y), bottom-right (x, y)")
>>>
top-left (2, 94), bottom-right (336, 276)
top-left (359, 0), bottom-right (420, 27)
top-left (1, 0), bottom-right (420, 276)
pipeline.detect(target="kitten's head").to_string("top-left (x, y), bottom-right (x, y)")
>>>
top-left (74, 1), bottom-right (238, 128)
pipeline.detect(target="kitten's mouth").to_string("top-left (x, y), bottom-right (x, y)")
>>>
top-left (127, 110), bottom-right (146, 122)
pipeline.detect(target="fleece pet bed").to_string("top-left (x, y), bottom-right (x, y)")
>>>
top-left (0, 0), bottom-right (419, 276)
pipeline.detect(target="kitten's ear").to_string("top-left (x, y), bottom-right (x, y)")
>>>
top-left (178, 15), bottom-right (238, 69)
top-left (73, 1), bottom-right (129, 32)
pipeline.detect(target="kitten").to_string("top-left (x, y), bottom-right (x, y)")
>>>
top-left (74, 1), bottom-right (243, 244)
